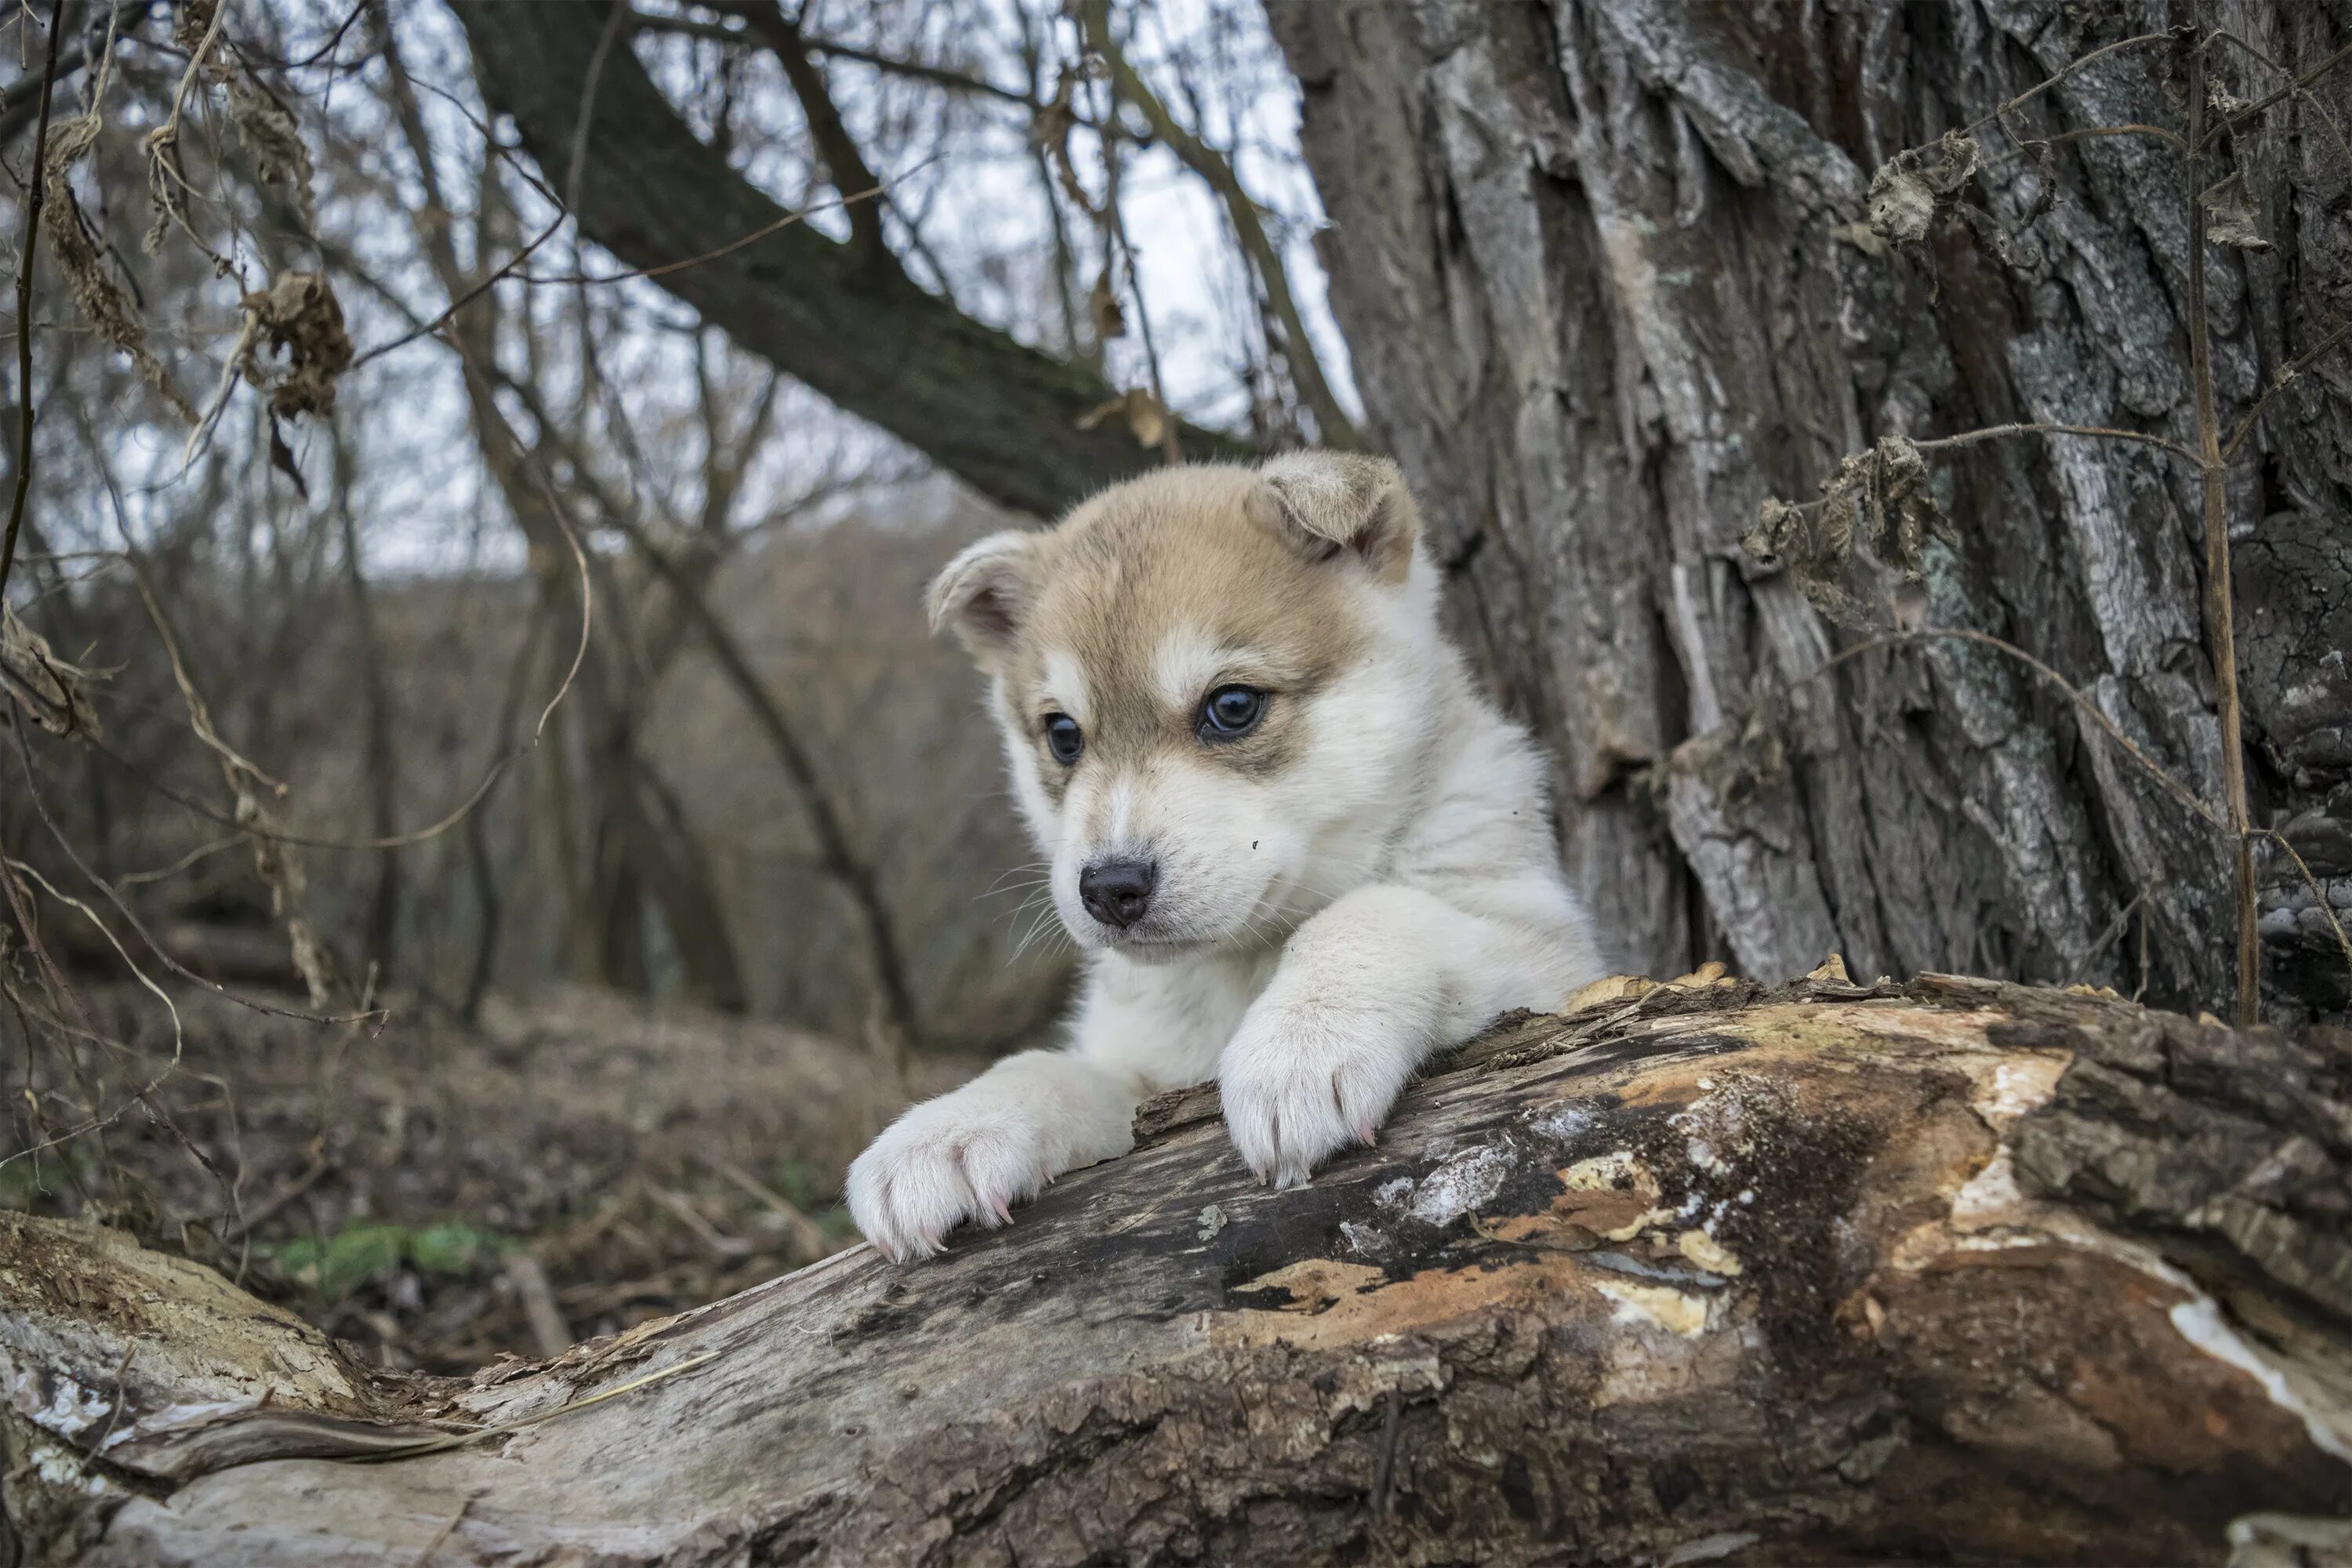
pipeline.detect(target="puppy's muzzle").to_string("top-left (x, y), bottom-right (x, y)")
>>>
top-left (1079, 858), bottom-right (1156, 929)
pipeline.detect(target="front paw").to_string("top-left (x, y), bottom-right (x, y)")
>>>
top-left (844, 1052), bottom-right (1133, 1261)
top-left (1218, 1004), bottom-right (1417, 1189)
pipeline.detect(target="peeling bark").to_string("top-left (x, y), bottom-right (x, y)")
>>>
top-left (5, 977), bottom-right (2348, 1564)
top-left (1268, 1), bottom-right (2352, 1022)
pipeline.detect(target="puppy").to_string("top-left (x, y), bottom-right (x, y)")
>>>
top-left (848, 452), bottom-right (1603, 1260)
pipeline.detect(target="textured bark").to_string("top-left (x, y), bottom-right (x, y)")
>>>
top-left (1268, 1), bottom-right (2352, 1022)
top-left (454, 0), bottom-right (1247, 521)
top-left (7, 975), bottom-right (2349, 1564)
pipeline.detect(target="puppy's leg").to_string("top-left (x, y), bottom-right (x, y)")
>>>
top-left (846, 1048), bottom-right (1142, 1261)
top-left (1218, 885), bottom-right (1543, 1188)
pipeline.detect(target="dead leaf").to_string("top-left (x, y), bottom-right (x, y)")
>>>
top-left (1076, 387), bottom-right (1168, 450)
top-left (238, 270), bottom-right (353, 419)
top-left (1748, 436), bottom-right (1952, 627)
top-left (2206, 81), bottom-right (2254, 123)
top-left (2199, 170), bottom-right (2271, 251)
top-left (1807, 953), bottom-right (1853, 985)
top-left (1088, 262), bottom-right (1126, 343)
top-left (228, 77), bottom-right (315, 228)
top-left (42, 109), bottom-right (198, 419)
top-left (1560, 975), bottom-right (1653, 1015)
top-left (1865, 130), bottom-right (1980, 247)
top-left (0, 608), bottom-right (104, 742)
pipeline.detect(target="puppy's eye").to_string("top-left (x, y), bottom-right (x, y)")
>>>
top-left (1043, 713), bottom-right (1084, 764)
top-left (1198, 684), bottom-right (1268, 740)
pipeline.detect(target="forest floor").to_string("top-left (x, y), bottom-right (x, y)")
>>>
top-left (2, 977), bottom-right (978, 1374)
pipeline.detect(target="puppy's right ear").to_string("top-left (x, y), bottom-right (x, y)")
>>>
top-left (926, 530), bottom-right (1036, 670)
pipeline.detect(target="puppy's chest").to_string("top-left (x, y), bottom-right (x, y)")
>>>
top-left (1112, 948), bottom-right (1282, 1085)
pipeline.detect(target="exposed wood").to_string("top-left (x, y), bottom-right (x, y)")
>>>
top-left (454, 0), bottom-right (1249, 521)
top-left (1267, 0), bottom-right (2352, 1025)
top-left (6, 975), bottom-right (2348, 1564)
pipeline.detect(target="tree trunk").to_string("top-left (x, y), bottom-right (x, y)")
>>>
top-left (1268, 1), bottom-right (2352, 1024)
top-left (7, 974), bottom-right (2348, 1565)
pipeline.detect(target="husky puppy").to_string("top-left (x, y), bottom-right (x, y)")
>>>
top-left (848, 452), bottom-right (1602, 1260)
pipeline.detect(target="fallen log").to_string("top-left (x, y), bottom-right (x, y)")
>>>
top-left (4, 971), bottom-right (2349, 1565)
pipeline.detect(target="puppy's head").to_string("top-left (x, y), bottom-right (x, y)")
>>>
top-left (929, 452), bottom-right (1441, 959)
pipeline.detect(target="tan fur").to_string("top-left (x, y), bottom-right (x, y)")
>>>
top-left (996, 465), bottom-right (1384, 792)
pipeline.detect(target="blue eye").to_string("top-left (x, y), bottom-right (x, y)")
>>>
top-left (1044, 713), bottom-right (1084, 764)
top-left (1199, 685), bottom-right (1268, 739)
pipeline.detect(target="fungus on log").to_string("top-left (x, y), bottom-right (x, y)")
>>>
top-left (4, 972), bottom-right (2349, 1565)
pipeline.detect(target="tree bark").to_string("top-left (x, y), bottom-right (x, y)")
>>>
top-left (1266, 1), bottom-right (2352, 1023)
top-left (7, 974), bottom-right (2348, 1564)
top-left (453, 0), bottom-right (1249, 521)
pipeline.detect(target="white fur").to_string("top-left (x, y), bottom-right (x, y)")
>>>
top-left (848, 481), bottom-right (1603, 1261)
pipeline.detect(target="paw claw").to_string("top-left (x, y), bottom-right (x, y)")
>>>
top-left (1357, 1123), bottom-right (1377, 1147)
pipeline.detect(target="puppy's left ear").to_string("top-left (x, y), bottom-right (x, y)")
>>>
top-left (1250, 452), bottom-right (1420, 583)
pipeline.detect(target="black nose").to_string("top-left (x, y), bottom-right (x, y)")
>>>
top-left (1079, 858), bottom-right (1156, 929)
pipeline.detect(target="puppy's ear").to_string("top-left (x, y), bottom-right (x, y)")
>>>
top-left (1249, 452), bottom-right (1421, 583)
top-left (926, 530), bottom-right (1036, 669)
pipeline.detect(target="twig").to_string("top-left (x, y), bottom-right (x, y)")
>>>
top-left (1079, 1), bottom-right (1356, 448)
top-left (336, 1349), bottom-right (723, 1463)
top-left (411, 1491), bottom-right (476, 1567)
top-left (2065, 885), bottom-right (2151, 988)
top-left (710, 1155), bottom-right (828, 1258)
top-left (628, 13), bottom-right (1044, 107)
top-left (0, 0), bottom-right (67, 606)
top-left (224, 1143), bottom-right (329, 1240)
top-left (1908, 420), bottom-right (2198, 464)
top-left (1956, 31), bottom-right (2179, 144)
top-left (2200, 37), bottom-right (2352, 149)
top-left (0, 0), bottom-right (151, 142)
top-left (0, 853), bottom-right (186, 1171)
top-left (564, 0), bottom-right (630, 220)
top-left (11, 722), bottom-right (379, 1028)
top-left (508, 172), bottom-right (902, 288)
top-left (2256, 829), bottom-right (2352, 996)
top-left (649, 1185), bottom-right (751, 1259)
top-left (114, 833), bottom-right (243, 886)
top-left (71, 492), bottom-right (591, 855)
top-left (502, 1250), bottom-right (574, 1359)
top-left (2184, 20), bottom-right (2259, 1024)
top-left (2205, 27), bottom-right (2352, 169)
top-left (2222, 319), bottom-right (2352, 461)
top-left (1800, 627), bottom-right (2222, 831)
top-left (349, 212), bottom-right (563, 368)
top-left (2035, 121), bottom-right (2188, 152)
top-left (71, 1346), bottom-right (135, 1480)
top-left (1368, 1388), bottom-right (1402, 1520)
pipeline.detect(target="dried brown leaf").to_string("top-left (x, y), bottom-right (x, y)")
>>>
top-left (1865, 130), bottom-right (1981, 247)
top-left (228, 78), bottom-right (315, 228)
top-left (170, 0), bottom-right (220, 54)
top-left (1076, 387), bottom-right (1167, 449)
top-left (1088, 262), bottom-right (1126, 343)
top-left (2199, 170), bottom-right (2272, 251)
top-left (1746, 436), bottom-right (1951, 628)
top-left (238, 270), bottom-right (352, 419)
top-left (42, 114), bottom-right (199, 420)
top-left (0, 608), bottom-right (104, 742)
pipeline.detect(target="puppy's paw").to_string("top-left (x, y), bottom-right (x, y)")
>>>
top-left (844, 1051), bottom-right (1134, 1261)
top-left (1218, 1003), bottom-right (1417, 1189)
